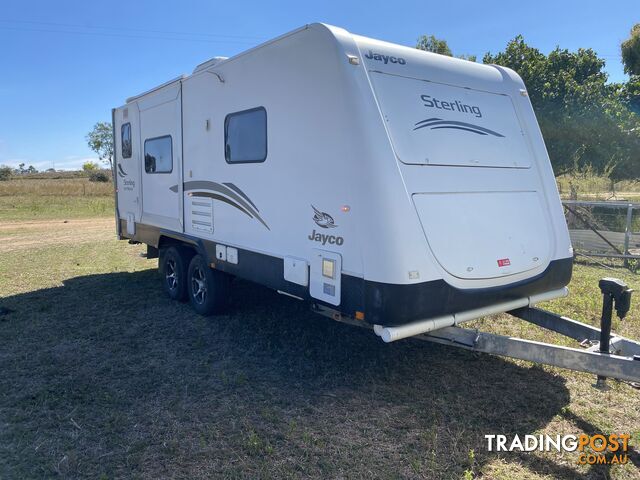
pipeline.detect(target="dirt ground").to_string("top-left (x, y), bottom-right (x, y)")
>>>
top-left (0, 218), bottom-right (115, 253)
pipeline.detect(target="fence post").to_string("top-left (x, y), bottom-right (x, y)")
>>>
top-left (624, 204), bottom-right (633, 268)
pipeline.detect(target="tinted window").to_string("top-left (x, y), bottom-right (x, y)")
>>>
top-left (121, 123), bottom-right (132, 159)
top-left (224, 107), bottom-right (267, 163)
top-left (144, 136), bottom-right (172, 173)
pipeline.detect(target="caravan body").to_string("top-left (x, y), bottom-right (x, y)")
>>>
top-left (113, 23), bottom-right (572, 327)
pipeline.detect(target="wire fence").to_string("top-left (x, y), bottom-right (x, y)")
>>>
top-left (563, 200), bottom-right (640, 269)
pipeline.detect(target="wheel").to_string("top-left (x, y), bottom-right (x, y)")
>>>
top-left (187, 254), bottom-right (230, 315)
top-left (159, 246), bottom-right (189, 301)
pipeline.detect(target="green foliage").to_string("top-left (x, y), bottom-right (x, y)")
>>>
top-left (86, 122), bottom-right (114, 169)
top-left (82, 161), bottom-right (99, 172)
top-left (0, 165), bottom-right (12, 181)
top-left (484, 36), bottom-right (640, 180)
top-left (619, 75), bottom-right (640, 114)
top-left (14, 163), bottom-right (37, 175)
top-left (416, 34), bottom-right (477, 62)
top-left (88, 170), bottom-right (110, 183)
top-left (621, 24), bottom-right (640, 76)
top-left (416, 35), bottom-right (452, 56)
top-left (457, 53), bottom-right (477, 62)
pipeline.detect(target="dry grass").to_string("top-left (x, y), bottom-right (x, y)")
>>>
top-left (0, 218), bottom-right (639, 479)
top-left (556, 174), bottom-right (640, 202)
top-left (0, 177), bottom-right (114, 221)
top-left (8, 170), bottom-right (93, 180)
top-left (0, 177), bottom-right (113, 197)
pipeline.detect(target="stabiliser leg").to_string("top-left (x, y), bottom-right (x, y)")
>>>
top-left (596, 278), bottom-right (633, 388)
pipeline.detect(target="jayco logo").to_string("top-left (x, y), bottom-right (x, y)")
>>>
top-left (364, 50), bottom-right (406, 65)
top-left (312, 205), bottom-right (337, 229)
top-left (308, 230), bottom-right (344, 246)
top-left (309, 206), bottom-right (344, 245)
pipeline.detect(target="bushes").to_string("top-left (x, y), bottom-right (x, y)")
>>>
top-left (82, 161), bottom-right (99, 172)
top-left (0, 165), bottom-right (12, 181)
top-left (0, 168), bottom-right (112, 182)
top-left (88, 170), bottom-right (111, 183)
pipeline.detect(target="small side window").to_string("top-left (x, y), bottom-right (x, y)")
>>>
top-left (224, 107), bottom-right (267, 163)
top-left (144, 135), bottom-right (173, 173)
top-left (121, 123), bottom-right (132, 159)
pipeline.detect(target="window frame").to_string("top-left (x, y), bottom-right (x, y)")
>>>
top-left (224, 106), bottom-right (268, 164)
top-left (121, 122), bottom-right (132, 159)
top-left (143, 135), bottom-right (173, 174)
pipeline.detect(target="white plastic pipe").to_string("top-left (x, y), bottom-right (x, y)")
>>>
top-left (374, 287), bottom-right (568, 343)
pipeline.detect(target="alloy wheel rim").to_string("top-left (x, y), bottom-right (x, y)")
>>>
top-left (191, 266), bottom-right (207, 304)
top-left (165, 259), bottom-right (178, 291)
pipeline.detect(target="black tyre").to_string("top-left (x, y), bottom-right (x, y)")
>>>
top-left (187, 254), bottom-right (230, 315)
top-left (160, 246), bottom-right (189, 301)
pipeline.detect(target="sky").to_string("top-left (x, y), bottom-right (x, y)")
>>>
top-left (0, 0), bottom-right (636, 171)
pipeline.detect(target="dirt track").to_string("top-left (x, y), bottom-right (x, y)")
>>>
top-left (0, 217), bottom-right (115, 253)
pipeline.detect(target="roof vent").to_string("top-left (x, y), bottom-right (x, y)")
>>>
top-left (193, 56), bottom-right (229, 73)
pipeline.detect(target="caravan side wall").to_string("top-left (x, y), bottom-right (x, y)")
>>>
top-left (113, 23), bottom-right (572, 327)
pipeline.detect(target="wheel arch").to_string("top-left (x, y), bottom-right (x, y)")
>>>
top-left (157, 234), bottom-right (206, 281)
top-left (158, 233), bottom-right (201, 258)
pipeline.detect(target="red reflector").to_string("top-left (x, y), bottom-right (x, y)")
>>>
top-left (497, 258), bottom-right (511, 267)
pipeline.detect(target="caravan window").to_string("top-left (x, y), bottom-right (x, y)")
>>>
top-left (144, 135), bottom-right (173, 173)
top-left (224, 107), bottom-right (267, 163)
top-left (121, 123), bottom-right (132, 159)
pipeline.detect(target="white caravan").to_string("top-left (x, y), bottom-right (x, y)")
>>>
top-left (113, 23), bottom-right (573, 336)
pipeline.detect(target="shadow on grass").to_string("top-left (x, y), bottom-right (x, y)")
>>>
top-left (0, 270), bottom-right (614, 479)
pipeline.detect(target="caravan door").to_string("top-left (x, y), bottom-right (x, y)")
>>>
top-left (138, 83), bottom-right (183, 231)
top-left (114, 105), bottom-right (141, 236)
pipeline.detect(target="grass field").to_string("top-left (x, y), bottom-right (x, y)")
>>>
top-left (0, 178), bottom-right (113, 220)
top-left (1, 177), bottom-right (639, 479)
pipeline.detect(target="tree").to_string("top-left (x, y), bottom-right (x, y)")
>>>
top-left (82, 161), bottom-right (99, 172)
top-left (483, 36), bottom-right (640, 180)
top-left (0, 165), bottom-right (11, 181)
top-left (416, 35), bottom-right (476, 61)
top-left (86, 122), bottom-right (114, 169)
top-left (18, 162), bottom-right (25, 174)
top-left (620, 24), bottom-right (640, 115)
top-left (457, 53), bottom-right (477, 62)
top-left (416, 35), bottom-right (452, 56)
top-left (26, 165), bottom-right (38, 174)
top-left (619, 77), bottom-right (640, 114)
top-left (621, 24), bottom-right (640, 76)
